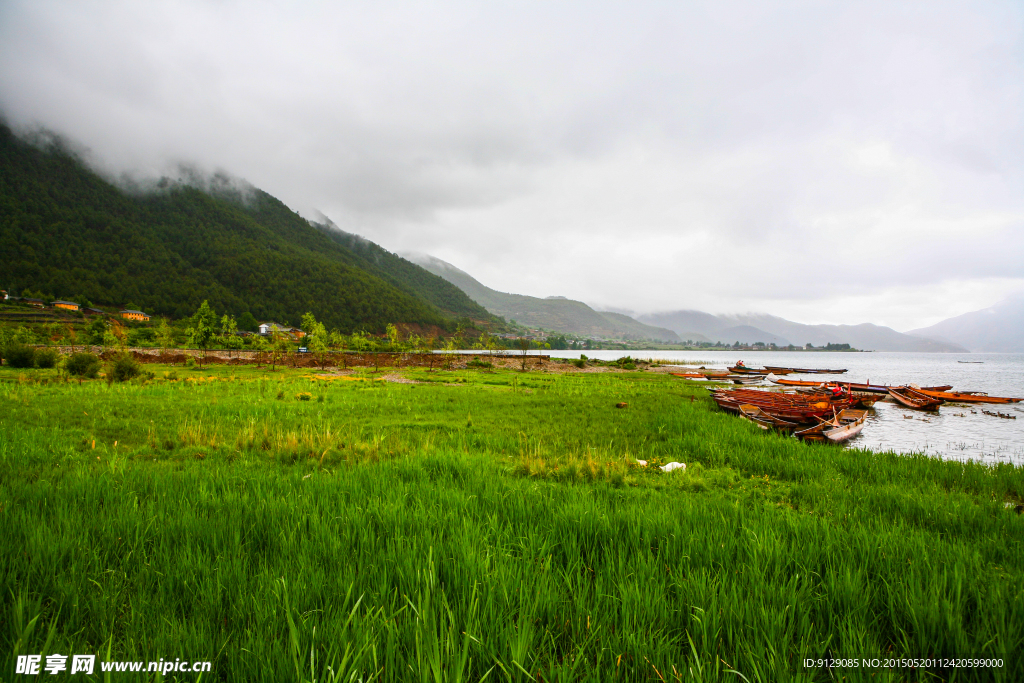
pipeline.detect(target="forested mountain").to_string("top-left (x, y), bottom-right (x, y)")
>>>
top-left (0, 124), bottom-right (493, 332)
top-left (406, 253), bottom-right (680, 341)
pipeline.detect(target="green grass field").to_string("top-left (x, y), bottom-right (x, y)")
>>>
top-left (1, 363), bottom-right (1022, 682)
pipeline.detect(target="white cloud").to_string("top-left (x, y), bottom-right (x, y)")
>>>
top-left (1, 0), bottom-right (1021, 329)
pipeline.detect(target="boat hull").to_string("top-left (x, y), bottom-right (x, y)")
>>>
top-left (915, 389), bottom-right (1022, 405)
top-left (888, 387), bottom-right (943, 411)
top-left (764, 366), bottom-right (848, 374)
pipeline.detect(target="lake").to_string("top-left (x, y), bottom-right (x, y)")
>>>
top-left (541, 350), bottom-right (1024, 465)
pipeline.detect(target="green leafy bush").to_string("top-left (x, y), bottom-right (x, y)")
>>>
top-left (5, 344), bottom-right (36, 368)
top-left (34, 348), bottom-right (59, 368)
top-left (107, 355), bottom-right (141, 383)
top-left (67, 352), bottom-right (101, 378)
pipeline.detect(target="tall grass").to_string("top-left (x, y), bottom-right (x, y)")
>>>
top-left (1, 364), bottom-right (1022, 681)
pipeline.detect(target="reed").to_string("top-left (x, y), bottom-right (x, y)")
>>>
top-left (0, 363), bottom-right (1021, 681)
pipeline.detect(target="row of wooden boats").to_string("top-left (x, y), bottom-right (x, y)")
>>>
top-left (687, 361), bottom-right (1021, 445)
top-left (708, 387), bottom-right (867, 443)
top-left (764, 373), bottom-right (1022, 405)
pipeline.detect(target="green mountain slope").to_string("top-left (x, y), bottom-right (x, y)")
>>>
top-left (0, 125), bottom-right (492, 331)
top-left (406, 253), bottom-right (680, 342)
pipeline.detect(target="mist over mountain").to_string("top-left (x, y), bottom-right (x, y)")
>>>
top-left (0, 124), bottom-right (491, 331)
top-left (638, 310), bottom-right (967, 352)
top-left (405, 254), bottom-right (680, 342)
top-left (908, 296), bottom-right (1024, 352)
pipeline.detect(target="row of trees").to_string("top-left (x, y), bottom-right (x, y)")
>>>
top-left (0, 300), bottom-right (548, 371)
top-left (183, 301), bottom-right (545, 370)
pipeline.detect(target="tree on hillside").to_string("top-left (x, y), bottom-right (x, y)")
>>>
top-left (156, 318), bottom-right (176, 359)
top-left (100, 321), bottom-right (119, 354)
top-left (250, 333), bottom-right (269, 368)
top-left (302, 312), bottom-right (330, 369)
top-left (270, 329), bottom-right (290, 371)
top-left (419, 335), bottom-right (437, 371)
top-left (349, 330), bottom-right (370, 353)
top-left (329, 330), bottom-right (347, 369)
top-left (187, 300), bottom-right (217, 369)
top-left (87, 317), bottom-right (107, 346)
top-left (110, 319), bottom-right (129, 352)
top-left (63, 325), bottom-right (79, 354)
top-left (516, 337), bottom-right (534, 371)
top-left (386, 323), bottom-right (400, 352)
top-left (219, 314), bottom-right (242, 357)
top-left (442, 337), bottom-right (457, 371)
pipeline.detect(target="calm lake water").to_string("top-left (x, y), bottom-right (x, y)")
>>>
top-left (538, 350), bottom-right (1024, 466)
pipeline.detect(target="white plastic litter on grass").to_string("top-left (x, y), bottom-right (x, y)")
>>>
top-left (635, 459), bottom-right (686, 472)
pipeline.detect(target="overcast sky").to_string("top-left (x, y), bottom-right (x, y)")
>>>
top-left (1, 1), bottom-right (1021, 330)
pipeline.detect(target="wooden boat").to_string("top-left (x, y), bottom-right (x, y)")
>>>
top-left (715, 388), bottom-right (856, 407)
top-left (669, 371), bottom-right (736, 380)
top-left (851, 393), bottom-right (882, 408)
top-left (914, 389), bottom-right (1022, 405)
top-left (795, 408), bottom-right (866, 442)
top-left (823, 409), bottom-right (867, 442)
top-left (766, 374), bottom-right (953, 394)
top-left (794, 387), bottom-right (882, 409)
top-left (729, 365), bottom-right (766, 374)
top-left (764, 366), bottom-right (847, 374)
top-left (766, 374), bottom-right (826, 387)
top-left (711, 389), bottom-right (856, 422)
top-left (873, 383), bottom-right (952, 393)
top-left (712, 395), bottom-right (826, 422)
top-left (888, 386), bottom-right (943, 411)
top-left (738, 404), bottom-right (800, 430)
top-left (729, 376), bottom-right (766, 384)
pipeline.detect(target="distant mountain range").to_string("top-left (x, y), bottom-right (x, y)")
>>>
top-left (405, 254), bottom-right (680, 341)
top-left (908, 296), bottom-right (1024, 352)
top-left (636, 310), bottom-right (968, 352)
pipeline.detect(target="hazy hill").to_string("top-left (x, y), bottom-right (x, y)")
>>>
top-left (639, 310), bottom-right (967, 352)
top-left (908, 296), bottom-right (1024, 352)
top-left (0, 124), bottom-right (492, 331)
top-left (405, 254), bottom-right (680, 341)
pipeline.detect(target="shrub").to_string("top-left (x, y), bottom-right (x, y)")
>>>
top-left (35, 348), bottom-right (59, 369)
top-left (67, 352), bottom-right (101, 378)
top-left (573, 359), bottom-right (586, 368)
top-left (468, 358), bottom-right (493, 368)
top-left (296, 392), bottom-right (312, 401)
top-left (107, 355), bottom-right (141, 383)
top-left (5, 344), bottom-right (36, 368)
